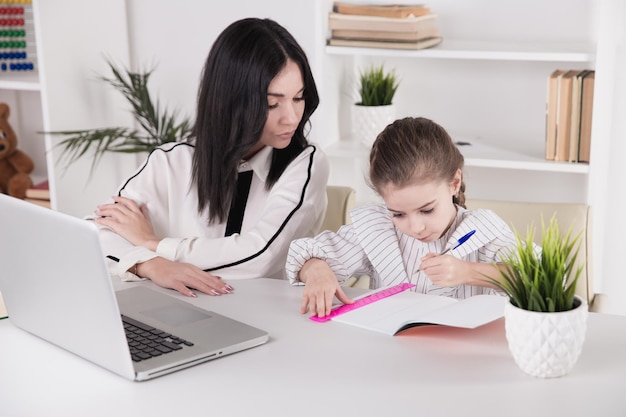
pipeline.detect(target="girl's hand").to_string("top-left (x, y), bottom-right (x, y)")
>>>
top-left (95, 196), bottom-right (160, 251)
top-left (419, 254), bottom-right (471, 287)
top-left (298, 258), bottom-right (353, 318)
top-left (136, 257), bottom-right (234, 298)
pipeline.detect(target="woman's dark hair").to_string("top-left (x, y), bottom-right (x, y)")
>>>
top-left (369, 117), bottom-right (467, 208)
top-left (192, 18), bottom-right (319, 223)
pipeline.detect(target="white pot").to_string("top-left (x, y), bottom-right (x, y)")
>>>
top-left (504, 295), bottom-right (588, 378)
top-left (351, 104), bottom-right (396, 149)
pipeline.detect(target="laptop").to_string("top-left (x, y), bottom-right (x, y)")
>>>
top-left (0, 194), bottom-right (268, 381)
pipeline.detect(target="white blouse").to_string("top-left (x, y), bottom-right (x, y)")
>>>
top-left (286, 204), bottom-right (518, 299)
top-left (99, 142), bottom-right (329, 281)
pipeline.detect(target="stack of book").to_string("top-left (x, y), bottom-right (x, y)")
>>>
top-left (545, 69), bottom-right (595, 163)
top-left (327, 2), bottom-right (443, 50)
top-left (24, 179), bottom-right (51, 208)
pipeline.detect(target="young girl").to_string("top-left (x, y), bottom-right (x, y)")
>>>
top-left (94, 18), bottom-right (329, 298)
top-left (286, 117), bottom-right (517, 318)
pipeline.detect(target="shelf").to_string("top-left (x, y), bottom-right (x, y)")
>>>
top-left (324, 138), bottom-right (589, 174)
top-left (326, 39), bottom-right (595, 62)
top-left (0, 73), bottom-right (40, 91)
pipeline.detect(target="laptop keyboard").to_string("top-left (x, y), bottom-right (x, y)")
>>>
top-left (121, 315), bottom-right (195, 362)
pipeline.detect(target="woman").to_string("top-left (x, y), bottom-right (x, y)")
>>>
top-left (95, 18), bottom-right (329, 297)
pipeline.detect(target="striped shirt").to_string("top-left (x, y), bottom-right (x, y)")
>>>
top-left (286, 204), bottom-right (518, 299)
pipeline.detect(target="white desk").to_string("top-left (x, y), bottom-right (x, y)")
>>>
top-left (1, 278), bottom-right (625, 417)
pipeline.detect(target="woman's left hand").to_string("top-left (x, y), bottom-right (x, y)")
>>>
top-left (94, 196), bottom-right (160, 251)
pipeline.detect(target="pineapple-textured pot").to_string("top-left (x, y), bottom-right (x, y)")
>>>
top-left (351, 103), bottom-right (396, 149)
top-left (504, 295), bottom-right (588, 378)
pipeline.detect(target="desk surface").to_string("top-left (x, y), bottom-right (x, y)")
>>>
top-left (1, 278), bottom-right (625, 417)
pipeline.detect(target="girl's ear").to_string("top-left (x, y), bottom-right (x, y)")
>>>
top-left (451, 169), bottom-right (462, 195)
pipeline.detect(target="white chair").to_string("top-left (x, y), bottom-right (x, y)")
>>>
top-left (465, 199), bottom-right (605, 312)
top-left (319, 185), bottom-right (356, 233)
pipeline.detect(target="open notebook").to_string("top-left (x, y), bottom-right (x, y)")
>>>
top-left (0, 194), bottom-right (268, 381)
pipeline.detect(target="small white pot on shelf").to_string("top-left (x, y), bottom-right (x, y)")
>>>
top-left (351, 103), bottom-right (396, 149)
top-left (504, 295), bottom-right (588, 378)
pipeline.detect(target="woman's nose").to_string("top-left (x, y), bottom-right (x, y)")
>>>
top-left (280, 103), bottom-right (300, 124)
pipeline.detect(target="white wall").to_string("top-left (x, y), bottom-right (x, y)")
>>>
top-left (35, 0), bottom-right (622, 313)
top-left (123, 0), bottom-right (331, 145)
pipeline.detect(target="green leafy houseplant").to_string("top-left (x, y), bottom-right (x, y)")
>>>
top-left (48, 61), bottom-right (192, 173)
top-left (356, 64), bottom-right (399, 106)
top-left (490, 214), bottom-right (584, 313)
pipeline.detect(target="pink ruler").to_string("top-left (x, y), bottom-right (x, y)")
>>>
top-left (310, 282), bottom-right (416, 323)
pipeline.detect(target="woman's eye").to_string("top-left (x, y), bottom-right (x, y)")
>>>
top-left (391, 212), bottom-right (405, 218)
top-left (268, 103), bottom-right (279, 109)
top-left (294, 96), bottom-right (305, 103)
top-left (421, 208), bottom-right (434, 215)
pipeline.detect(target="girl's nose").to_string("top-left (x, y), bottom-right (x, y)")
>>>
top-left (409, 215), bottom-right (425, 235)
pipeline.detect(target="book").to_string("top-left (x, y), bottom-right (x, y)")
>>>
top-left (0, 291), bottom-right (7, 320)
top-left (331, 291), bottom-right (507, 335)
top-left (328, 36), bottom-right (443, 50)
top-left (545, 69), bottom-right (565, 160)
top-left (332, 2), bottom-right (431, 18)
top-left (25, 179), bottom-right (50, 200)
top-left (578, 70), bottom-right (595, 163)
top-left (328, 11), bottom-right (438, 33)
top-left (568, 70), bottom-right (587, 162)
top-left (332, 27), bottom-right (441, 42)
top-left (24, 197), bottom-right (51, 208)
top-left (555, 70), bottom-right (579, 162)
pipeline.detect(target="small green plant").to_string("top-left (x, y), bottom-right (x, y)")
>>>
top-left (489, 214), bottom-right (584, 313)
top-left (47, 60), bottom-right (192, 174)
top-left (356, 64), bottom-right (399, 106)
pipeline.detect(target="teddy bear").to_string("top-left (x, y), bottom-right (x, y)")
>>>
top-left (0, 102), bottom-right (34, 199)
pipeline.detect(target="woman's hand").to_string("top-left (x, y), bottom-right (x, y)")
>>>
top-left (95, 196), bottom-right (160, 250)
top-left (298, 258), bottom-right (353, 318)
top-left (136, 257), bottom-right (234, 298)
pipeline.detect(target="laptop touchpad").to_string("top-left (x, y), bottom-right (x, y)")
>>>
top-left (142, 304), bottom-right (211, 327)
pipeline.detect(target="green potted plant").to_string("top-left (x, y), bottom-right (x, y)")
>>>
top-left (352, 64), bottom-right (399, 148)
top-left (489, 214), bottom-right (588, 378)
top-left (48, 60), bottom-right (192, 175)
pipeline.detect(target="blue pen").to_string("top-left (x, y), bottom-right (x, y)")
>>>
top-left (415, 229), bottom-right (476, 273)
top-left (438, 229), bottom-right (476, 256)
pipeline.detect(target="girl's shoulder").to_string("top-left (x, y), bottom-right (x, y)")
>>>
top-left (460, 206), bottom-right (512, 233)
top-left (349, 203), bottom-right (390, 223)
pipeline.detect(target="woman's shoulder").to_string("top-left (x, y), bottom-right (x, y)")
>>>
top-left (144, 141), bottom-right (195, 164)
top-left (287, 143), bottom-right (329, 175)
top-left (300, 143), bottom-right (328, 163)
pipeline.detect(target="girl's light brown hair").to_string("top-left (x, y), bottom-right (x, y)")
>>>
top-left (368, 117), bottom-right (466, 208)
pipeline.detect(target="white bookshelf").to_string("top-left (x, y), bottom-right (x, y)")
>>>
top-left (326, 137), bottom-right (590, 174)
top-left (0, 74), bottom-right (41, 91)
top-left (319, 0), bottom-right (596, 205)
top-left (0, 0), bottom-right (138, 217)
top-left (326, 40), bottom-right (595, 62)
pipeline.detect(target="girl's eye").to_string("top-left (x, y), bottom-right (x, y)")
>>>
top-left (294, 96), bottom-right (305, 103)
top-left (421, 208), bottom-right (434, 215)
top-left (391, 212), bottom-right (405, 218)
top-left (268, 103), bottom-right (279, 109)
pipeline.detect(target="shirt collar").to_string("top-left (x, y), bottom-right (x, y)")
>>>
top-left (238, 146), bottom-right (272, 182)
